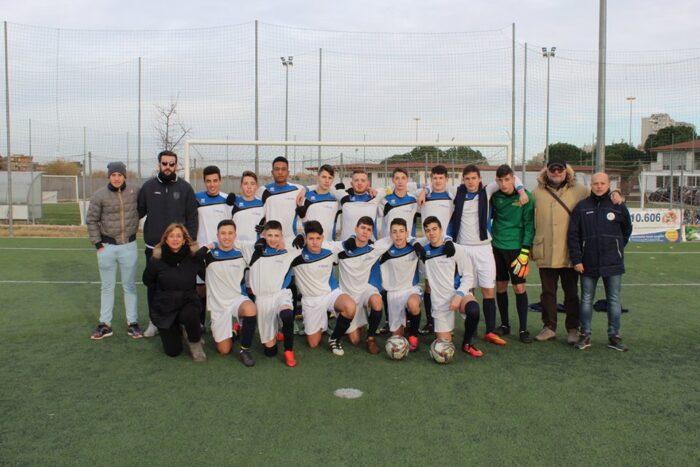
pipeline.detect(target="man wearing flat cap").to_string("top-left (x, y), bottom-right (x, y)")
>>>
top-left (86, 161), bottom-right (142, 340)
top-left (530, 158), bottom-right (622, 344)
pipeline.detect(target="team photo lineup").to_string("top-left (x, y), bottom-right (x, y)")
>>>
top-left (87, 148), bottom-right (632, 367)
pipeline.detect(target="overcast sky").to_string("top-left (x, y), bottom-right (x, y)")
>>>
top-left (5, 0), bottom-right (699, 51)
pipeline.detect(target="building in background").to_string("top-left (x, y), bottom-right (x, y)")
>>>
top-left (641, 114), bottom-right (696, 148)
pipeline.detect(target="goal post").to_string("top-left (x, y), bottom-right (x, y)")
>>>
top-left (183, 139), bottom-right (512, 188)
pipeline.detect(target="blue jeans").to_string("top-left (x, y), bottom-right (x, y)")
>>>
top-left (579, 274), bottom-right (622, 338)
top-left (97, 241), bottom-right (139, 325)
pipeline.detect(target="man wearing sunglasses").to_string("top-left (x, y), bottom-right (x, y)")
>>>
top-left (138, 150), bottom-right (199, 337)
top-left (531, 157), bottom-right (622, 344)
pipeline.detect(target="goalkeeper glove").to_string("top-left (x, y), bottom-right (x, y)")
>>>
top-left (510, 248), bottom-right (530, 278)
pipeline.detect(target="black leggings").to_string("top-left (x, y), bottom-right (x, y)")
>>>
top-left (157, 305), bottom-right (202, 357)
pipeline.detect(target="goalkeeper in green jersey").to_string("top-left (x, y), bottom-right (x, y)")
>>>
top-left (490, 164), bottom-right (535, 343)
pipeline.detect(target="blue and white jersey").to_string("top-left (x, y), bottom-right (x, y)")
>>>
top-left (290, 246), bottom-right (342, 298)
top-left (420, 241), bottom-right (474, 305)
top-left (336, 189), bottom-right (386, 241)
top-left (204, 247), bottom-right (248, 311)
top-left (336, 237), bottom-right (392, 297)
top-left (231, 197), bottom-right (265, 242)
top-left (378, 192), bottom-right (418, 238)
top-left (195, 191), bottom-right (229, 245)
top-left (257, 182), bottom-right (304, 240)
top-left (379, 243), bottom-right (420, 292)
top-left (236, 240), bottom-right (302, 297)
top-left (420, 191), bottom-right (454, 237)
top-left (298, 190), bottom-right (339, 240)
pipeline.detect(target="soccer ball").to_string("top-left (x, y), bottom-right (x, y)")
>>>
top-left (430, 338), bottom-right (455, 364)
top-left (385, 335), bottom-right (410, 360)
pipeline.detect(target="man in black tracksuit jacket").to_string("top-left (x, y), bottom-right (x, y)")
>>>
top-left (138, 150), bottom-right (199, 336)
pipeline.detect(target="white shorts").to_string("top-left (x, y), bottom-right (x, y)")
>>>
top-left (386, 286), bottom-right (422, 332)
top-left (347, 285), bottom-right (380, 334)
top-left (301, 288), bottom-right (343, 335)
top-left (209, 296), bottom-right (250, 343)
top-left (465, 243), bottom-right (496, 289)
top-left (255, 289), bottom-right (293, 344)
top-left (432, 306), bottom-right (456, 333)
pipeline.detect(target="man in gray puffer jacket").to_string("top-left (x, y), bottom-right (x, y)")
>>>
top-left (86, 161), bottom-right (142, 340)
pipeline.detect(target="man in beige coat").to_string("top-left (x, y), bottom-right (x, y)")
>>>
top-left (531, 158), bottom-right (621, 344)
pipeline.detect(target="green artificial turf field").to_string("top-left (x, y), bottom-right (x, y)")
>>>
top-left (0, 238), bottom-right (698, 465)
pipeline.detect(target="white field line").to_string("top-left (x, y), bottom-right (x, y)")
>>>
top-left (0, 280), bottom-right (699, 287)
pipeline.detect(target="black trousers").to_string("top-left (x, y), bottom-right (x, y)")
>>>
top-left (157, 305), bottom-right (202, 357)
top-left (538, 267), bottom-right (580, 331)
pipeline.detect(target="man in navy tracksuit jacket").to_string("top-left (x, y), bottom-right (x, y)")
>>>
top-left (567, 172), bottom-right (632, 352)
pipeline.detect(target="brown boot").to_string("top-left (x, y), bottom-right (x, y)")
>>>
top-left (534, 327), bottom-right (556, 342)
top-left (366, 337), bottom-right (380, 354)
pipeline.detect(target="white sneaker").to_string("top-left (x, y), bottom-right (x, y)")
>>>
top-left (143, 322), bottom-right (159, 338)
top-left (328, 338), bottom-right (345, 356)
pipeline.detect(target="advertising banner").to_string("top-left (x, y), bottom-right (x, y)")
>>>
top-left (684, 208), bottom-right (700, 242)
top-left (629, 208), bottom-right (682, 243)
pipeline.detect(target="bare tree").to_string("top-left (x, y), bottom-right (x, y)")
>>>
top-left (154, 95), bottom-right (192, 152)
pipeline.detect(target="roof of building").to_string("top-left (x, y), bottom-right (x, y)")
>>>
top-left (649, 139), bottom-right (700, 152)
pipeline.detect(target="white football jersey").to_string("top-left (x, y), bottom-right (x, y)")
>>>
top-left (236, 240), bottom-right (301, 297)
top-left (379, 243), bottom-right (420, 292)
top-left (257, 182), bottom-right (304, 239)
top-left (195, 191), bottom-right (229, 245)
top-left (231, 197), bottom-right (265, 242)
top-left (336, 237), bottom-right (393, 297)
top-left (204, 247), bottom-right (248, 311)
top-left (420, 241), bottom-right (474, 306)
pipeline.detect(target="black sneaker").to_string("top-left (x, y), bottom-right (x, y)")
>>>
top-left (496, 324), bottom-right (511, 336)
top-left (607, 336), bottom-right (628, 352)
top-left (575, 334), bottom-right (592, 350)
top-left (239, 349), bottom-right (255, 367)
top-left (519, 330), bottom-right (533, 344)
top-left (419, 322), bottom-right (434, 335)
top-left (328, 338), bottom-right (345, 356)
top-left (127, 323), bottom-right (143, 339)
top-left (90, 323), bottom-right (113, 340)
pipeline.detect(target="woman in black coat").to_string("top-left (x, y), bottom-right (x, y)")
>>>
top-left (143, 223), bottom-right (208, 361)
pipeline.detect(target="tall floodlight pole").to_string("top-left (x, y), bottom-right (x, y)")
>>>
top-left (281, 56), bottom-right (293, 158)
top-left (542, 47), bottom-right (556, 164)
top-left (626, 96), bottom-right (636, 146)
top-left (522, 43), bottom-right (528, 183)
top-left (414, 117), bottom-right (420, 143)
top-left (4, 21), bottom-right (13, 236)
top-left (596, 0), bottom-right (607, 171)
top-left (137, 56), bottom-right (142, 179)
top-left (254, 21), bottom-right (259, 174)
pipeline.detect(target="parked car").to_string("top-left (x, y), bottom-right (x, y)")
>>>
top-left (648, 187), bottom-right (670, 202)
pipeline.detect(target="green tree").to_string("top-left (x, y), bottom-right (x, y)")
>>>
top-left (644, 125), bottom-right (697, 154)
top-left (603, 143), bottom-right (646, 162)
top-left (547, 142), bottom-right (592, 165)
top-left (381, 146), bottom-right (486, 165)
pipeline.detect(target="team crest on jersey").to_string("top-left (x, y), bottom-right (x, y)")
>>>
top-left (173, 192), bottom-right (180, 200)
top-left (607, 212), bottom-right (615, 221)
